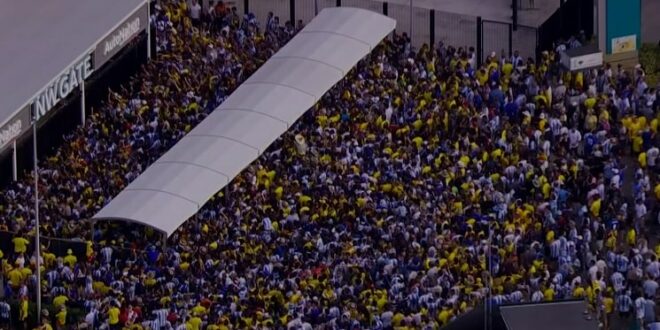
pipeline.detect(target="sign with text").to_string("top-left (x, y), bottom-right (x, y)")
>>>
top-left (31, 54), bottom-right (93, 122)
top-left (94, 3), bottom-right (148, 68)
top-left (0, 105), bottom-right (31, 153)
top-left (611, 34), bottom-right (637, 54)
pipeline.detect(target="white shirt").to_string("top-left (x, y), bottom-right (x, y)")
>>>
top-left (647, 147), bottom-right (659, 167)
top-left (85, 310), bottom-right (97, 327)
top-left (643, 279), bottom-right (658, 298)
top-left (635, 203), bottom-right (647, 220)
top-left (646, 261), bottom-right (659, 279)
top-left (190, 3), bottom-right (202, 19)
top-left (611, 272), bottom-right (625, 292)
top-left (648, 321), bottom-right (660, 330)
top-left (589, 265), bottom-right (599, 281)
top-left (569, 130), bottom-right (581, 148)
top-left (635, 297), bottom-right (646, 319)
top-left (611, 174), bottom-right (621, 189)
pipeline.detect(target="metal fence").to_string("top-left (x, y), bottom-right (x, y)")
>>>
top-left (235, 0), bottom-right (539, 65)
top-left (482, 19), bottom-right (511, 60)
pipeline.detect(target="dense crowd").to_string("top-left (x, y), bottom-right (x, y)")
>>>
top-left (1, 0), bottom-right (659, 329)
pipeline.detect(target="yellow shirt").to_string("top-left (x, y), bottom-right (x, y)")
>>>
top-left (438, 309), bottom-right (450, 325)
top-left (43, 252), bottom-right (56, 267)
top-left (393, 312), bottom-right (405, 326)
top-left (627, 229), bottom-right (636, 246)
top-left (56, 309), bottom-right (67, 326)
top-left (638, 152), bottom-right (647, 168)
top-left (191, 304), bottom-right (207, 316)
top-left (573, 286), bottom-right (585, 298)
top-left (63, 254), bottom-right (77, 267)
top-left (188, 316), bottom-right (202, 330)
top-left (12, 237), bottom-right (29, 253)
top-left (19, 299), bottom-right (28, 321)
top-left (544, 287), bottom-right (555, 301)
top-left (53, 295), bottom-right (69, 309)
top-left (8, 268), bottom-right (23, 286)
top-left (603, 297), bottom-right (614, 314)
top-left (108, 307), bottom-right (120, 325)
top-left (590, 199), bottom-right (601, 217)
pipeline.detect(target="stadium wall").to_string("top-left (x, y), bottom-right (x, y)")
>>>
top-left (641, 0), bottom-right (660, 44)
top-left (606, 0), bottom-right (641, 54)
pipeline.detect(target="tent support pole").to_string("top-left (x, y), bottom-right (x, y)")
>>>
top-left (12, 140), bottom-right (17, 181)
top-left (80, 82), bottom-right (86, 126)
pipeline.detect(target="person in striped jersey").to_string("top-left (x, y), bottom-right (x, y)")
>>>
top-left (616, 289), bottom-right (633, 320)
top-left (507, 290), bottom-right (524, 304)
top-left (152, 307), bottom-right (170, 330)
top-left (0, 301), bottom-right (9, 328)
top-left (611, 271), bottom-right (626, 293)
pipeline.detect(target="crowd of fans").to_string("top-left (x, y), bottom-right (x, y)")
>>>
top-left (0, 0), bottom-right (659, 329)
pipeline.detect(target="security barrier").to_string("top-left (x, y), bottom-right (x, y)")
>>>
top-left (243, 0), bottom-right (539, 67)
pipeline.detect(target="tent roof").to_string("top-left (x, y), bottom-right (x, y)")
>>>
top-left (0, 0), bottom-right (146, 129)
top-left (93, 7), bottom-right (396, 237)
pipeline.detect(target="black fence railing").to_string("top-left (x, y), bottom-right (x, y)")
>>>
top-left (0, 230), bottom-right (87, 262)
top-left (242, 0), bottom-right (538, 66)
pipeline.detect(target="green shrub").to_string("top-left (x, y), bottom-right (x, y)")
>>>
top-left (640, 43), bottom-right (660, 86)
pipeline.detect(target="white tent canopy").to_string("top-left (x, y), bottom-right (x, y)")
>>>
top-left (93, 7), bottom-right (396, 237)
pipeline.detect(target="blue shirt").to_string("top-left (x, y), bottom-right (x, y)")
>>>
top-left (489, 88), bottom-right (505, 109)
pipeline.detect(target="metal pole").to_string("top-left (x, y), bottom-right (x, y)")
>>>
top-left (80, 83), bottom-right (86, 126)
top-left (477, 16), bottom-right (483, 67)
top-left (315, 0), bottom-right (319, 15)
top-left (512, 0), bottom-right (518, 31)
top-left (12, 140), bottom-right (17, 181)
top-left (483, 220), bottom-right (493, 330)
top-left (32, 112), bottom-right (42, 325)
top-left (409, 0), bottom-right (413, 39)
top-left (147, 0), bottom-right (152, 59)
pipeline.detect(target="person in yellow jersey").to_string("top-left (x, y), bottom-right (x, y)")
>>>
top-left (543, 284), bottom-right (555, 301)
top-left (12, 235), bottom-right (29, 254)
top-left (7, 265), bottom-right (24, 288)
top-left (602, 291), bottom-right (614, 329)
top-left (63, 249), bottom-right (77, 267)
top-left (55, 305), bottom-right (67, 330)
top-left (19, 295), bottom-right (29, 328)
top-left (52, 293), bottom-right (69, 310)
top-left (187, 313), bottom-right (203, 330)
top-left (107, 302), bottom-right (121, 330)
